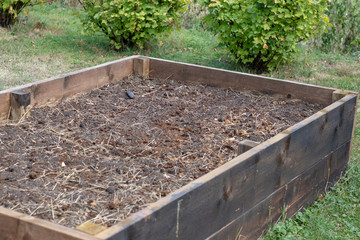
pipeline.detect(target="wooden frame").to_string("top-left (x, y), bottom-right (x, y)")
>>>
top-left (0, 56), bottom-right (357, 240)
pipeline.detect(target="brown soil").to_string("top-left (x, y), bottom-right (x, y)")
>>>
top-left (0, 75), bottom-right (324, 228)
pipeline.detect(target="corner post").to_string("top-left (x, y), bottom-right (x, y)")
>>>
top-left (237, 140), bottom-right (260, 155)
top-left (10, 90), bottom-right (31, 121)
top-left (133, 57), bottom-right (150, 78)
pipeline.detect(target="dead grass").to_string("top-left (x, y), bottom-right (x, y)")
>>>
top-left (0, 75), bottom-right (323, 228)
top-left (0, 5), bottom-right (123, 90)
top-left (268, 49), bottom-right (360, 90)
top-left (0, 50), bottom-right (73, 90)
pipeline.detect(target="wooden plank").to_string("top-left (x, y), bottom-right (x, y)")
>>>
top-left (0, 207), bottom-right (100, 240)
top-left (348, 94), bottom-right (359, 169)
top-left (133, 58), bottom-right (150, 78)
top-left (0, 207), bottom-right (21, 240)
top-left (76, 222), bottom-right (108, 236)
top-left (9, 90), bottom-right (31, 121)
top-left (147, 57), bottom-right (337, 105)
top-left (0, 56), bottom-right (356, 239)
top-left (205, 185), bottom-right (284, 240)
top-left (238, 94), bottom-right (356, 214)
top-left (284, 141), bottom-right (350, 218)
top-left (259, 94), bottom-right (355, 187)
top-left (0, 92), bottom-right (10, 120)
top-left (327, 141), bottom-right (351, 182)
top-left (237, 140), bottom-right (260, 155)
top-left (331, 90), bottom-right (358, 103)
top-left (332, 90), bottom-right (347, 102)
top-left (97, 95), bottom-right (356, 240)
top-left (0, 56), bottom-right (136, 121)
top-left (207, 141), bottom-right (350, 240)
top-left (29, 76), bottom-right (65, 106)
top-left (30, 57), bottom-right (134, 106)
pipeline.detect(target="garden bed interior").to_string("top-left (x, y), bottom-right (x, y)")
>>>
top-left (0, 56), bottom-right (358, 240)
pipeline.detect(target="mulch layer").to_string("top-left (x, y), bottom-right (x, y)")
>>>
top-left (0, 75), bottom-right (324, 228)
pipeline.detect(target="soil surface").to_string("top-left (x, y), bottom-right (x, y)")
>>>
top-left (0, 75), bottom-right (324, 228)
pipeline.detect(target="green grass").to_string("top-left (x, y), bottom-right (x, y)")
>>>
top-left (1, 3), bottom-right (360, 239)
top-left (263, 120), bottom-right (360, 239)
top-left (268, 47), bottom-right (360, 90)
top-left (0, 3), bottom-right (123, 90)
top-left (261, 50), bottom-right (360, 239)
top-left (0, 3), bottom-right (241, 90)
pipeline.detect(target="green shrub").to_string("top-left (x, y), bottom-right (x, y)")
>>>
top-left (202, 0), bottom-right (329, 71)
top-left (79, 0), bottom-right (189, 50)
top-left (314, 0), bottom-right (360, 52)
top-left (0, 0), bottom-right (42, 27)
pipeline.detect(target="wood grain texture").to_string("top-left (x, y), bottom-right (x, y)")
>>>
top-left (30, 57), bottom-right (134, 106)
top-left (0, 207), bottom-right (100, 240)
top-left (203, 140), bottom-right (351, 240)
top-left (237, 140), bottom-right (260, 155)
top-left (0, 56), bottom-right (136, 121)
top-left (133, 58), bottom-right (150, 78)
top-left (147, 57), bottom-right (338, 105)
top-left (98, 94), bottom-right (357, 240)
top-left (0, 56), bottom-right (357, 240)
top-left (9, 90), bottom-right (31, 121)
top-left (0, 92), bottom-right (10, 120)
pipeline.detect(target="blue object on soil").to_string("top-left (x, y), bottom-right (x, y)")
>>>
top-left (126, 90), bottom-right (134, 99)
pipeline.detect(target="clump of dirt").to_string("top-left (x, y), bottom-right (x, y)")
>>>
top-left (0, 75), bottom-right (323, 228)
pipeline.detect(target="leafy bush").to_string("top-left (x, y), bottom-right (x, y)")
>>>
top-left (202, 0), bottom-right (329, 71)
top-left (79, 0), bottom-right (189, 50)
top-left (0, 0), bottom-right (42, 27)
top-left (314, 0), bottom-right (360, 52)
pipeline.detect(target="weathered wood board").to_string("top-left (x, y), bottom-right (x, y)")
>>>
top-left (147, 57), bottom-right (340, 105)
top-left (0, 56), bottom-right (136, 120)
top-left (0, 207), bottom-right (101, 240)
top-left (0, 56), bottom-right (357, 240)
top-left (97, 94), bottom-right (357, 240)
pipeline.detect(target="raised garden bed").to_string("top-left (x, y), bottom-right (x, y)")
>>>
top-left (0, 56), bottom-right (358, 240)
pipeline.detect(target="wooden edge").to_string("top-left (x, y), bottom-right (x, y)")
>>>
top-left (279, 93), bottom-right (357, 135)
top-left (0, 56), bottom-right (356, 239)
top-left (332, 90), bottom-right (358, 103)
top-left (76, 222), bottom-right (108, 236)
top-left (237, 140), bottom-right (260, 155)
top-left (206, 141), bottom-right (350, 240)
top-left (331, 93), bottom-right (358, 165)
top-left (2, 55), bottom-right (357, 120)
top-left (143, 56), bottom-right (339, 105)
top-left (0, 92), bottom-right (10, 120)
top-left (348, 93), bottom-right (359, 166)
top-left (97, 94), bottom-right (357, 239)
top-left (9, 90), bottom-right (31, 121)
top-left (0, 207), bottom-right (100, 240)
top-left (133, 57), bottom-right (150, 78)
top-left (332, 90), bottom-right (346, 102)
top-left (0, 55), bottom-right (140, 121)
top-left (0, 55), bottom-right (139, 95)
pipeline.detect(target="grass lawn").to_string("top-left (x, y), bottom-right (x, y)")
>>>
top-left (1, 3), bottom-right (360, 239)
top-left (262, 50), bottom-right (360, 239)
